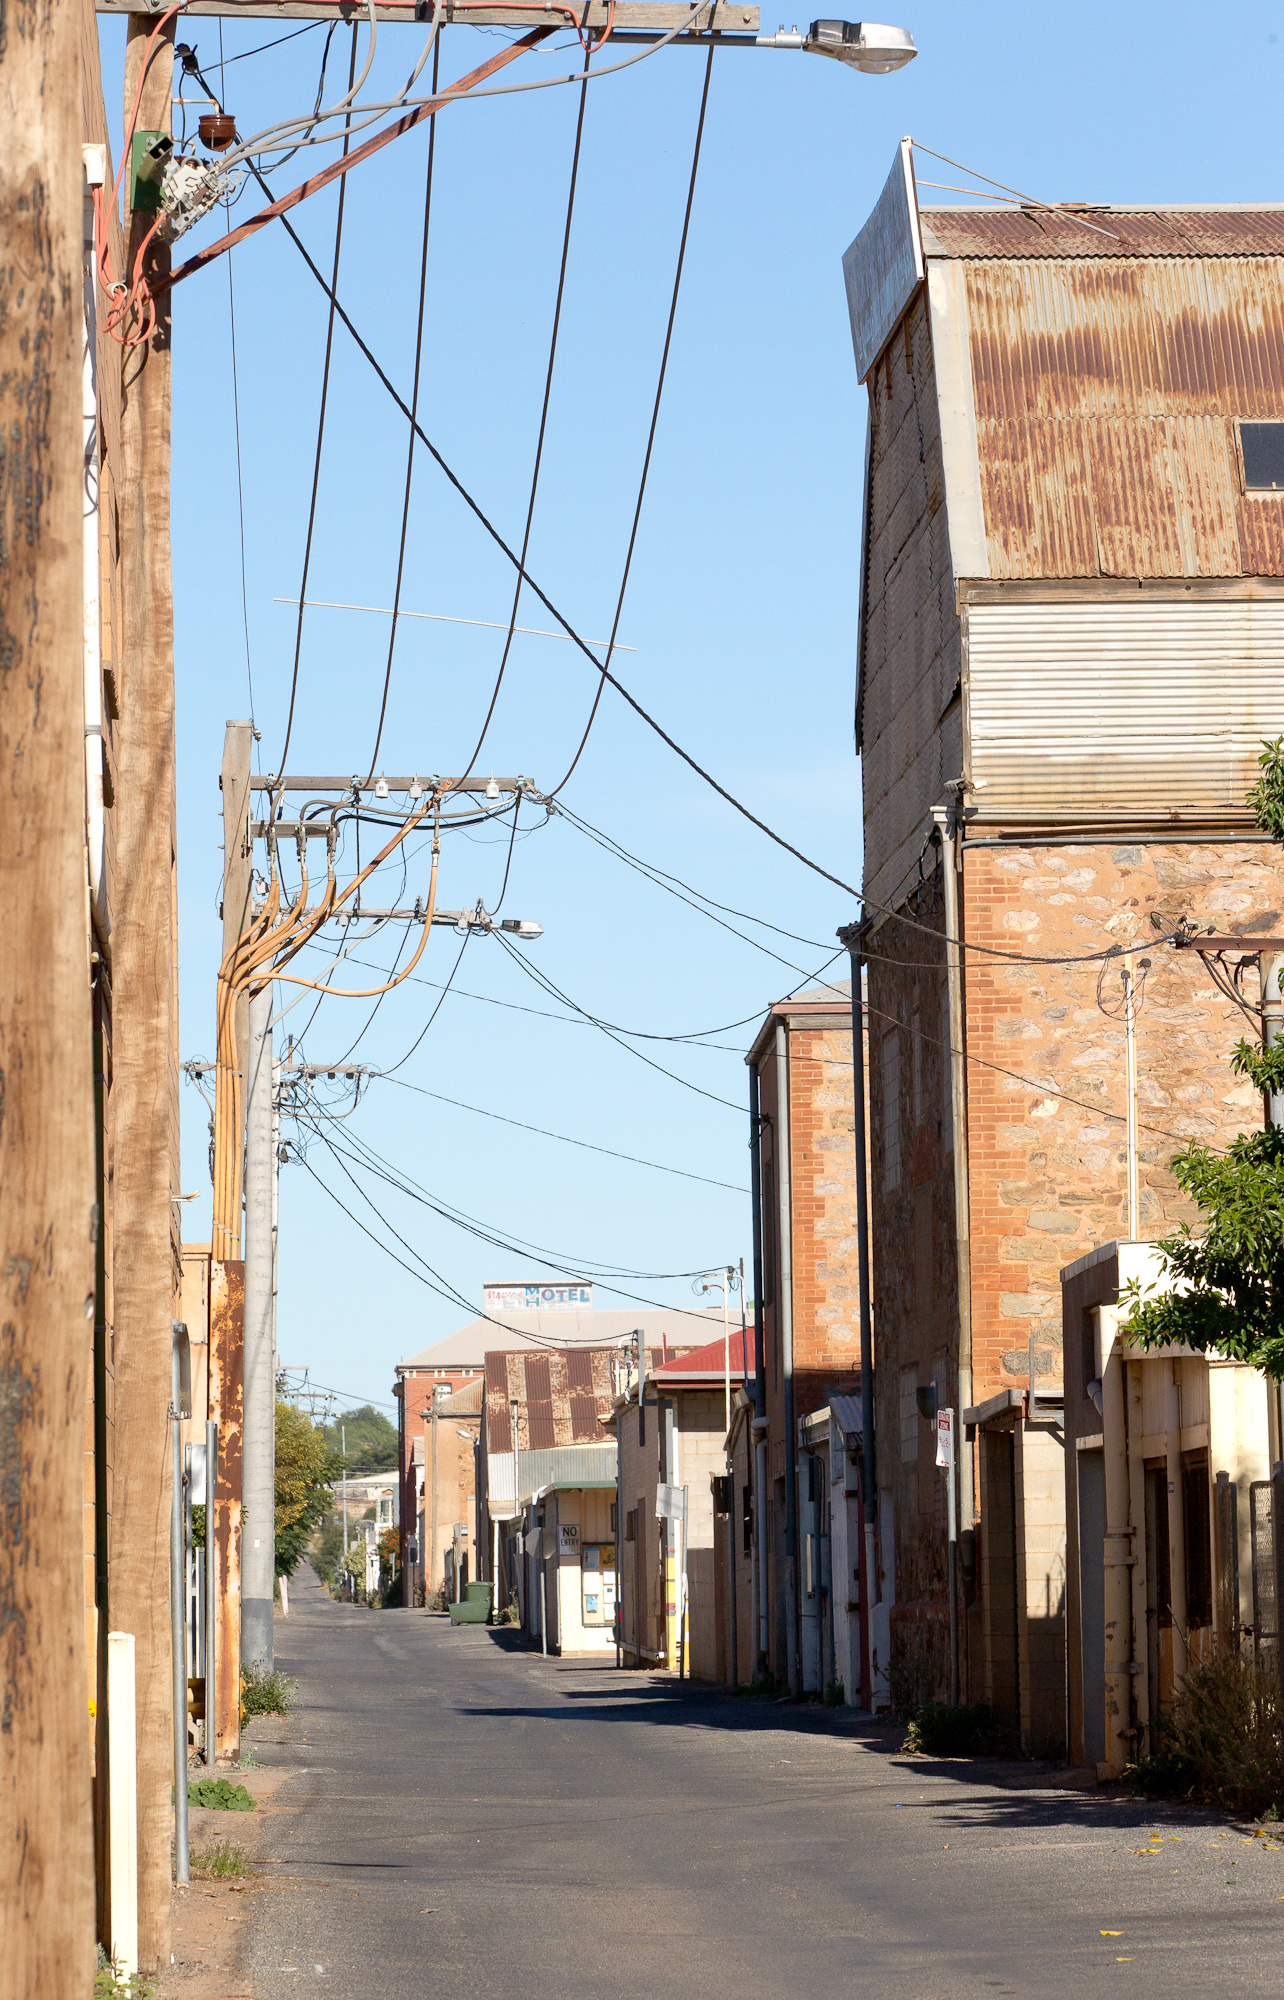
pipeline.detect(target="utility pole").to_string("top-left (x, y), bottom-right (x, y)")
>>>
top-left (110, 13), bottom-right (182, 1971)
top-left (208, 720), bottom-right (252, 1761)
top-left (0, 0), bottom-right (98, 1977)
top-left (242, 980), bottom-right (275, 1669)
top-left (431, 1398), bottom-right (441, 1607)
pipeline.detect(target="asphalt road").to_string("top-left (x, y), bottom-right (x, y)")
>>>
top-left (245, 1570), bottom-right (1284, 1997)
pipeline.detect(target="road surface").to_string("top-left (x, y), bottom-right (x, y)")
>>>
top-left (240, 1570), bottom-right (1284, 1996)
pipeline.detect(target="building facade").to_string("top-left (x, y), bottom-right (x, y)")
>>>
top-left (844, 144), bottom-right (1284, 1736)
top-left (747, 979), bottom-right (865, 1695)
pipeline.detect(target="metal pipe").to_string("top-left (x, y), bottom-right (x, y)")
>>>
top-left (1101, 1312), bottom-right (1134, 1778)
top-left (1123, 951), bottom-right (1139, 1239)
top-left (539, 1557), bottom-right (547, 1657)
top-left (170, 1327), bottom-right (189, 1886)
top-left (774, 1020), bottom-right (798, 1692)
top-left (727, 1456), bottom-right (739, 1687)
top-left (932, 807), bottom-right (974, 1694)
top-left (205, 1422), bottom-right (218, 1766)
top-left (242, 980), bottom-right (275, 1668)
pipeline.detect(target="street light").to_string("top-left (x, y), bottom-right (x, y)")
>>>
top-left (803, 20), bottom-right (917, 70)
top-left (499, 918), bottom-right (543, 940)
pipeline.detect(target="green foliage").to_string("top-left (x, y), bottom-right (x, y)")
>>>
top-left (189, 1776), bottom-right (256, 1811)
top-left (311, 1516), bottom-right (345, 1589)
top-left (275, 1399), bottom-right (338, 1578)
top-left (1121, 737), bottom-right (1284, 1381)
top-left (240, 1660), bottom-right (295, 1716)
top-left (1127, 1649), bottom-right (1284, 1819)
top-left (190, 1838), bottom-right (248, 1878)
top-left (823, 1679), bottom-right (846, 1707)
top-left (95, 1947), bottom-right (156, 1998)
top-left (318, 1403), bottom-right (398, 1474)
top-left (902, 1700), bottom-right (999, 1757)
top-left (190, 1503), bottom-right (206, 1550)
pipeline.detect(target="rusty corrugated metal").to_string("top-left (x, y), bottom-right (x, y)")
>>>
top-left (960, 256), bottom-right (1284, 579)
top-left (920, 207), bottom-right (1284, 261)
top-left (483, 1346), bottom-right (616, 1457)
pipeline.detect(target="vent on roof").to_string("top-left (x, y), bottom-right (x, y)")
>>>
top-left (1240, 421), bottom-right (1284, 492)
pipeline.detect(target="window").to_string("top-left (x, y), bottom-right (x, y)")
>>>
top-left (882, 1028), bottom-right (902, 1193)
top-left (1240, 421), bottom-right (1284, 492)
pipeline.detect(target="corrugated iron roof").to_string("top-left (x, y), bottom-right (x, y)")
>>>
top-left (920, 206), bottom-right (1284, 261)
top-left (483, 1346), bottom-right (618, 1455)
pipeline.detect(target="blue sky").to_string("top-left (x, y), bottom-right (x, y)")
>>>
top-left (99, 1), bottom-right (1283, 1416)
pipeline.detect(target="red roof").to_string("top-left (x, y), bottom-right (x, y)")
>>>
top-left (650, 1327), bottom-right (752, 1382)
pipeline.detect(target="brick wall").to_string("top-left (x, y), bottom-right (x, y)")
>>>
top-left (963, 838), bottom-right (1278, 1401)
top-left (754, 1003), bottom-right (863, 1683)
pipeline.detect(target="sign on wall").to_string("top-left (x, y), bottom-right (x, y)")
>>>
top-left (483, 1281), bottom-right (593, 1312)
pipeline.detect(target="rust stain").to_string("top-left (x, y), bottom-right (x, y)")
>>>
top-left (958, 253), bottom-right (1284, 580)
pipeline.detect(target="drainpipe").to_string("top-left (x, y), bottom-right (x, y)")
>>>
top-left (932, 804), bottom-right (973, 1699)
top-left (748, 1064), bottom-right (769, 1675)
top-left (775, 1019), bottom-right (799, 1693)
top-left (839, 926), bottom-right (877, 1712)
top-left (1100, 1308), bottom-right (1134, 1778)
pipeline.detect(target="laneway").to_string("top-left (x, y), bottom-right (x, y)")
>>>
top-left (244, 1574), bottom-right (1284, 1998)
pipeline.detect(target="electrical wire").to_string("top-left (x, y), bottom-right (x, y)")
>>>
top-left (221, 19), bottom-right (255, 728)
top-left (549, 39), bottom-right (713, 797)
top-left (550, 799), bottom-right (833, 952)
top-left (377, 1072), bottom-right (749, 1192)
top-left (862, 996), bottom-right (1198, 1150)
top-left (490, 930), bottom-right (751, 1111)
top-left (548, 800), bottom-right (835, 974)
top-left (381, 927), bottom-right (472, 1077)
top-left (308, 1122), bottom-right (741, 1322)
top-left (259, 194), bottom-right (1154, 975)
top-left (363, 30), bottom-right (441, 786)
top-left (203, 22), bottom-right (323, 73)
top-left (453, 43), bottom-right (592, 787)
top-left (276, 26), bottom-right (358, 782)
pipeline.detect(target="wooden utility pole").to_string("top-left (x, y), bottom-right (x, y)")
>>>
top-left (0, 0), bottom-right (98, 1985)
top-left (206, 721), bottom-right (253, 1756)
top-left (109, 13), bottom-right (180, 1972)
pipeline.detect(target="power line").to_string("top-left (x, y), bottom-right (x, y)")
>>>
top-left (455, 45), bottom-right (592, 788)
top-left (549, 799), bottom-right (834, 972)
top-left (275, 26), bottom-right (358, 781)
top-left (547, 40), bottom-right (714, 797)
top-left (263, 192), bottom-right (1145, 974)
top-left (492, 930), bottom-right (748, 1111)
top-left (318, 1118), bottom-right (717, 1283)
top-left (377, 1071), bottom-right (749, 1192)
top-left (364, 31), bottom-right (440, 784)
top-left (308, 1124), bottom-right (739, 1324)
top-left (220, 19), bottom-right (255, 730)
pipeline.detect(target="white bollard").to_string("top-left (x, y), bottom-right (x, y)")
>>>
top-left (107, 1632), bottom-right (139, 1979)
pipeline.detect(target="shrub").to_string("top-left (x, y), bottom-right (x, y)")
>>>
top-left (903, 1700), bottom-right (999, 1757)
top-left (95, 1947), bottom-right (155, 1998)
top-left (190, 1838), bottom-right (248, 1879)
top-left (240, 1660), bottom-right (295, 1717)
top-left (1128, 1648), bottom-right (1284, 1819)
top-left (189, 1777), bottom-right (256, 1811)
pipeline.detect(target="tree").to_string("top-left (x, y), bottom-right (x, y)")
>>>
top-left (1123, 739), bottom-right (1284, 1381)
top-left (275, 1400), bottom-right (338, 1578)
top-left (318, 1403), bottom-right (398, 1474)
